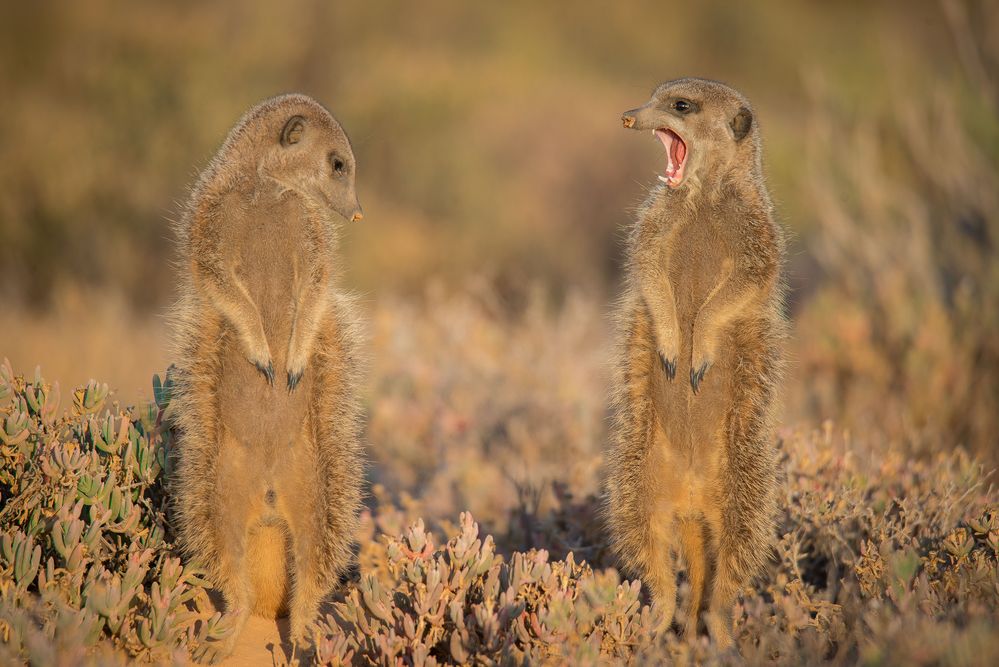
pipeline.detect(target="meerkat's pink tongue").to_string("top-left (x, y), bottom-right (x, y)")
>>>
top-left (654, 128), bottom-right (687, 186)
top-left (670, 132), bottom-right (686, 166)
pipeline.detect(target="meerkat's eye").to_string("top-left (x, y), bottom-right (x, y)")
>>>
top-left (673, 99), bottom-right (692, 114)
top-left (330, 154), bottom-right (346, 176)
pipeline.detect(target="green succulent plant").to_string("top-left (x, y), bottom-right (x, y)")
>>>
top-left (0, 360), bottom-right (231, 664)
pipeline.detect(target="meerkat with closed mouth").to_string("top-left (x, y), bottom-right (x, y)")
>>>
top-left (169, 94), bottom-right (365, 654)
top-left (604, 78), bottom-right (786, 647)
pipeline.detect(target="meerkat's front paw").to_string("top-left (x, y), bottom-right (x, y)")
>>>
top-left (252, 358), bottom-right (275, 385)
top-left (690, 362), bottom-right (710, 393)
top-left (285, 335), bottom-right (313, 392)
top-left (690, 341), bottom-right (713, 393)
top-left (656, 330), bottom-right (680, 381)
top-left (287, 367), bottom-right (303, 392)
top-left (285, 352), bottom-right (308, 392)
top-left (658, 351), bottom-right (677, 380)
top-left (243, 335), bottom-right (275, 385)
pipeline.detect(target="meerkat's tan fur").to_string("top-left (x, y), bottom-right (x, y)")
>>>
top-left (169, 94), bottom-right (365, 653)
top-left (605, 78), bottom-right (786, 647)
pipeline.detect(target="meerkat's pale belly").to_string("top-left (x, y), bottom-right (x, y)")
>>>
top-left (217, 196), bottom-right (312, 454)
top-left (650, 218), bottom-right (735, 482)
top-left (652, 420), bottom-right (726, 518)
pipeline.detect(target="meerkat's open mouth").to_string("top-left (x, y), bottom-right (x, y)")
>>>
top-left (654, 128), bottom-right (687, 188)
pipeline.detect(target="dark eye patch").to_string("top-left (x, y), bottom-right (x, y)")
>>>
top-left (330, 154), bottom-right (346, 175)
top-left (670, 98), bottom-right (699, 115)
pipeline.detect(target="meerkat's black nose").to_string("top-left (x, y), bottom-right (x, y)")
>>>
top-left (351, 211), bottom-right (364, 222)
top-left (622, 114), bottom-right (636, 128)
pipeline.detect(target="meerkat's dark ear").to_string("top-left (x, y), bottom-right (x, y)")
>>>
top-left (730, 107), bottom-right (753, 141)
top-left (280, 115), bottom-right (306, 147)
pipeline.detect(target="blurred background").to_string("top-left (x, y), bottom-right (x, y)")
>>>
top-left (1, 0), bottom-right (996, 499)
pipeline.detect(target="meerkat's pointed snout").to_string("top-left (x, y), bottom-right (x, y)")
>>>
top-left (621, 103), bottom-right (656, 130)
top-left (331, 199), bottom-right (362, 223)
top-left (334, 195), bottom-right (362, 223)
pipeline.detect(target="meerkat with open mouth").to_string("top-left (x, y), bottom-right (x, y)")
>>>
top-left (605, 78), bottom-right (786, 647)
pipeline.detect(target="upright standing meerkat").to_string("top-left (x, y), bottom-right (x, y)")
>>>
top-left (169, 94), bottom-right (365, 653)
top-left (604, 78), bottom-right (786, 647)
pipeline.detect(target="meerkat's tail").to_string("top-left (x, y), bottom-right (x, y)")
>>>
top-left (247, 523), bottom-right (291, 617)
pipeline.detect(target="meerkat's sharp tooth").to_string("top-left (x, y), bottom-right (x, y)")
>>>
top-left (658, 175), bottom-right (668, 183)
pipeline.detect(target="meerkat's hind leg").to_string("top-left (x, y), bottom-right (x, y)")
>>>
top-left (215, 514), bottom-right (255, 656)
top-left (677, 518), bottom-right (710, 640)
top-left (649, 565), bottom-right (678, 636)
top-left (216, 589), bottom-right (251, 658)
top-left (286, 521), bottom-right (325, 649)
top-left (279, 463), bottom-right (326, 648)
top-left (703, 559), bottom-right (739, 649)
top-left (212, 427), bottom-right (264, 656)
top-left (640, 518), bottom-right (678, 635)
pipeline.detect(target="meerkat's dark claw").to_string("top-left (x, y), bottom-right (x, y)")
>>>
top-left (690, 362), bottom-right (709, 393)
top-left (659, 352), bottom-right (677, 380)
top-left (255, 360), bottom-right (275, 385)
top-left (287, 369), bottom-right (303, 392)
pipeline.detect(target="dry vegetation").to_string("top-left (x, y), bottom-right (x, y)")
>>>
top-left (2, 0), bottom-right (998, 664)
top-left (2, 291), bottom-right (998, 664)
top-left (792, 77), bottom-right (999, 463)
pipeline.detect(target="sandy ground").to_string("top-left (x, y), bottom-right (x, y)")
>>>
top-left (214, 599), bottom-right (341, 666)
top-left (219, 615), bottom-right (290, 667)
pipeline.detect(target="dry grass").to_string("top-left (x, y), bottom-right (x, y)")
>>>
top-left (3, 290), bottom-right (998, 664)
top-left (789, 78), bottom-right (999, 462)
top-left (0, 287), bottom-right (169, 404)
